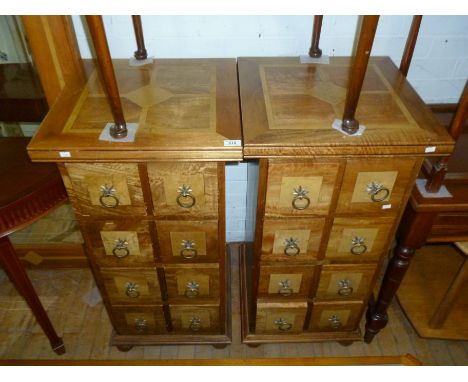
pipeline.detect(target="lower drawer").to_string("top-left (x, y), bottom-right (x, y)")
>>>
top-left (111, 305), bottom-right (167, 335)
top-left (99, 268), bottom-right (162, 305)
top-left (164, 264), bottom-right (220, 302)
top-left (308, 301), bottom-right (364, 332)
top-left (170, 304), bottom-right (221, 334)
top-left (257, 264), bottom-right (318, 299)
top-left (255, 301), bottom-right (308, 334)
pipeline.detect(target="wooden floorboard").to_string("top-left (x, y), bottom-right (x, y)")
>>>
top-left (0, 243), bottom-right (467, 365)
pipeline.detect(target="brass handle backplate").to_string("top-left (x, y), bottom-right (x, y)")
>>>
top-left (278, 280), bottom-right (294, 297)
top-left (134, 318), bottom-right (147, 333)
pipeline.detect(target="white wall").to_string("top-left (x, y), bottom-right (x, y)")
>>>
top-left (71, 15), bottom-right (468, 241)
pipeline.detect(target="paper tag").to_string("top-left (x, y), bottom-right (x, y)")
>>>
top-left (224, 140), bottom-right (242, 147)
top-left (382, 204), bottom-right (392, 209)
top-left (59, 151), bottom-right (71, 158)
top-left (425, 146), bottom-right (436, 153)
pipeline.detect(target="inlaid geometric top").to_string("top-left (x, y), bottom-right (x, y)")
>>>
top-left (239, 57), bottom-right (454, 158)
top-left (28, 59), bottom-right (242, 162)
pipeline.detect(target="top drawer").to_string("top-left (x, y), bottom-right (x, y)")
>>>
top-left (64, 163), bottom-right (147, 217)
top-left (335, 157), bottom-right (418, 215)
top-left (264, 160), bottom-right (342, 217)
top-left (147, 162), bottom-right (219, 219)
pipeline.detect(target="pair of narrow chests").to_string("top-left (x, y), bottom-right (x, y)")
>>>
top-left (27, 57), bottom-right (453, 348)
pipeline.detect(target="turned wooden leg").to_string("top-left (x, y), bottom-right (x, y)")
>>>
top-left (364, 245), bottom-right (415, 343)
top-left (0, 236), bottom-right (65, 355)
top-left (338, 340), bottom-right (354, 347)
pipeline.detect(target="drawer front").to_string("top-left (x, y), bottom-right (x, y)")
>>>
top-left (156, 220), bottom-right (219, 263)
top-left (315, 264), bottom-right (377, 300)
top-left (84, 220), bottom-right (155, 267)
top-left (255, 302), bottom-right (308, 334)
top-left (258, 264), bottom-right (318, 299)
top-left (265, 160), bottom-right (341, 217)
top-left (336, 157), bottom-right (417, 214)
top-left (64, 163), bottom-right (147, 217)
top-left (148, 162), bottom-right (219, 219)
top-left (325, 216), bottom-right (396, 262)
top-left (170, 304), bottom-right (221, 334)
top-left (164, 265), bottom-right (220, 302)
top-left (100, 268), bottom-right (162, 305)
top-left (111, 306), bottom-right (167, 335)
top-left (261, 218), bottom-right (325, 262)
top-left (308, 301), bottom-right (364, 332)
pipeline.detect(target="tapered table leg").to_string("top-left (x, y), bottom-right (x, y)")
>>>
top-left (0, 236), bottom-right (65, 355)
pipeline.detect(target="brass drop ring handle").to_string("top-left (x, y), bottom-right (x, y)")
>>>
top-left (177, 193), bottom-right (196, 208)
top-left (292, 195), bottom-right (311, 210)
top-left (177, 184), bottom-right (196, 208)
top-left (99, 193), bottom-right (119, 208)
top-left (284, 243), bottom-right (300, 256)
top-left (275, 318), bottom-right (292, 331)
top-left (338, 286), bottom-right (354, 296)
top-left (367, 182), bottom-right (390, 202)
top-left (189, 317), bottom-right (202, 331)
top-left (134, 318), bottom-right (147, 333)
top-left (181, 247), bottom-right (198, 259)
top-left (278, 288), bottom-right (294, 297)
top-left (328, 314), bottom-right (341, 329)
top-left (125, 282), bottom-right (140, 298)
top-left (185, 281), bottom-right (200, 298)
top-left (113, 239), bottom-right (130, 259)
top-left (350, 242), bottom-right (367, 255)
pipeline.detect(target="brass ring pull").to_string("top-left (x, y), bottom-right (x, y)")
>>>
top-left (125, 282), bottom-right (140, 298)
top-left (328, 314), bottom-right (341, 329)
top-left (278, 288), bottom-right (294, 297)
top-left (189, 316), bottom-right (202, 331)
top-left (292, 186), bottom-right (310, 210)
top-left (338, 279), bottom-right (353, 296)
top-left (350, 237), bottom-right (367, 255)
top-left (184, 281), bottom-right (200, 298)
top-left (177, 185), bottom-right (196, 208)
top-left (134, 318), bottom-right (147, 333)
top-left (275, 318), bottom-right (292, 331)
top-left (278, 280), bottom-right (293, 297)
top-left (99, 184), bottom-right (119, 208)
top-left (284, 237), bottom-right (300, 256)
top-left (112, 239), bottom-right (130, 259)
top-left (180, 240), bottom-right (197, 259)
top-left (367, 182), bottom-right (390, 202)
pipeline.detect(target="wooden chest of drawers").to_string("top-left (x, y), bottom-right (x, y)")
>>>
top-left (28, 59), bottom-right (242, 349)
top-left (238, 56), bottom-right (453, 344)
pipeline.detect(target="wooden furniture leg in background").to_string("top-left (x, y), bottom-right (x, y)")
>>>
top-left (364, 207), bottom-right (435, 343)
top-left (131, 15), bottom-right (148, 60)
top-left (341, 15), bottom-right (379, 134)
top-left (0, 236), bottom-right (65, 355)
top-left (85, 15), bottom-right (127, 139)
top-left (309, 16), bottom-right (323, 58)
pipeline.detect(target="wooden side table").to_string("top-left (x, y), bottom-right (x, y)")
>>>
top-left (0, 137), bottom-right (67, 354)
